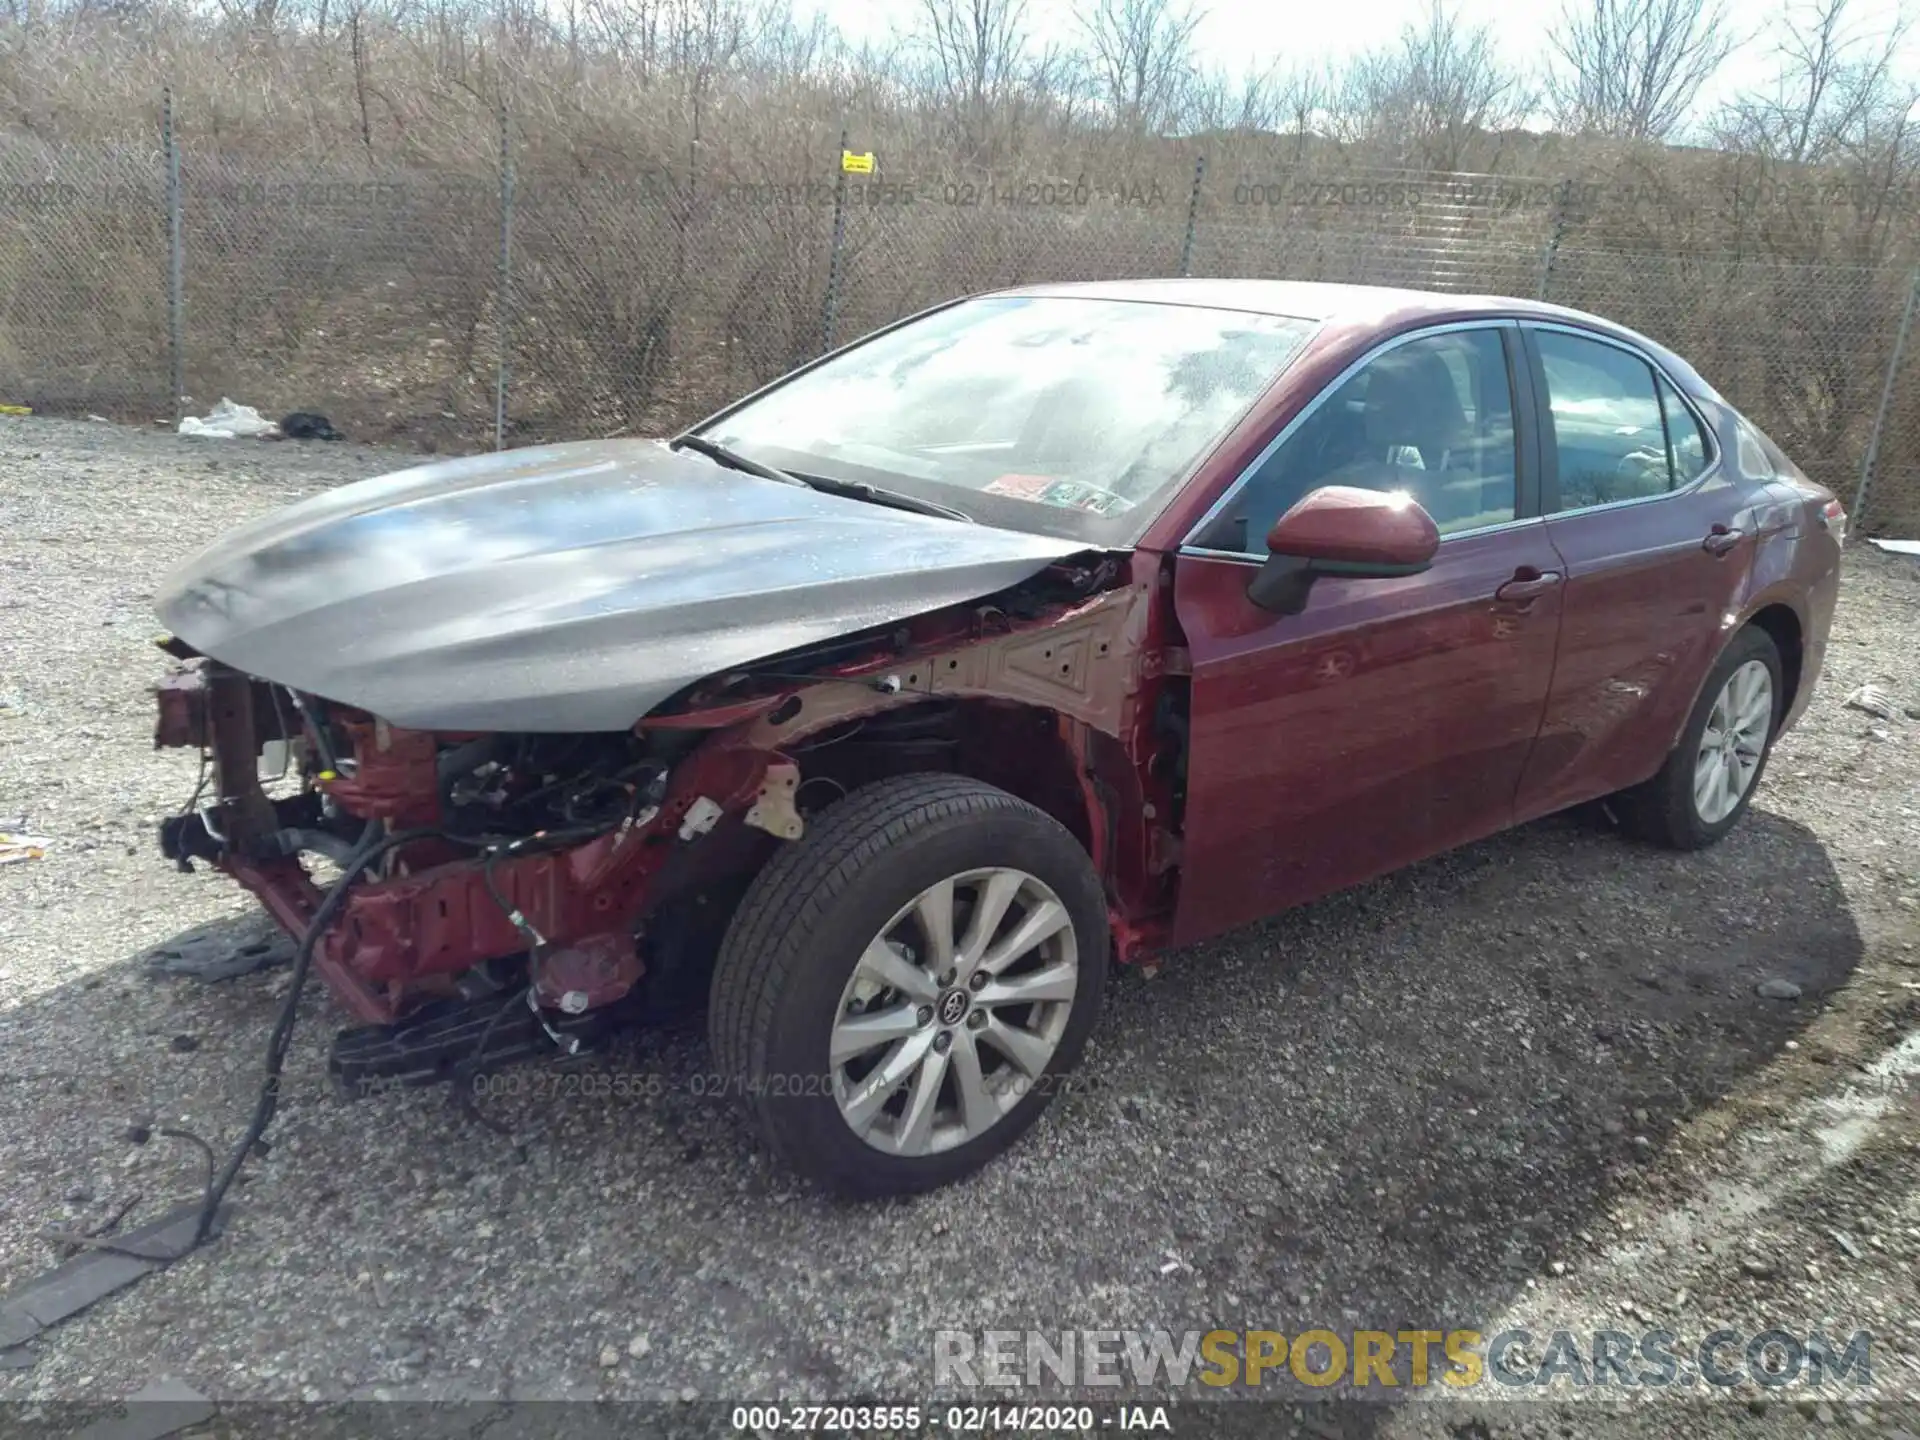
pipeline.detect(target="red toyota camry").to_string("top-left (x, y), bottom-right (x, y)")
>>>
top-left (151, 279), bottom-right (1845, 1197)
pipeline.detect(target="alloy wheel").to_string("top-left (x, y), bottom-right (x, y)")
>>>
top-left (1693, 659), bottom-right (1773, 825)
top-left (829, 867), bottom-right (1078, 1156)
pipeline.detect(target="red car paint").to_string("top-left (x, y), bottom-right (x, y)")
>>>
top-left (154, 282), bottom-right (1843, 1025)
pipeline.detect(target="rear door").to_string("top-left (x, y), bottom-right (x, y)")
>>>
top-left (1512, 324), bottom-right (1766, 819)
top-left (1169, 321), bottom-right (1566, 946)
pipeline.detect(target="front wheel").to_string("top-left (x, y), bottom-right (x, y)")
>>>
top-left (1615, 626), bottom-right (1783, 850)
top-left (708, 773), bottom-right (1108, 1198)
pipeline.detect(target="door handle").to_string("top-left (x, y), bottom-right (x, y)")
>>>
top-left (1494, 569), bottom-right (1563, 603)
top-left (1703, 524), bottom-right (1746, 555)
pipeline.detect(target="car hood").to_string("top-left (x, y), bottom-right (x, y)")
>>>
top-left (155, 439), bottom-right (1092, 732)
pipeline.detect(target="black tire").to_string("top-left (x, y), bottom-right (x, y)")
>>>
top-left (1615, 626), bottom-right (1784, 850)
top-left (708, 773), bottom-right (1108, 1198)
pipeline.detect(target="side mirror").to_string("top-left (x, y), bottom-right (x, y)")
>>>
top-left (1247, 485), bottom-right (1440, 615)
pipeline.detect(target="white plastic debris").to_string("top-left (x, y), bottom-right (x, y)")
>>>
top-left (1868, 538), bottom-right (1920, 556)
top-left (1846, 683), bottom-right (1902, 720)
top-left (178, 398), bottom-right (277, 439)
top-left (0, 833), bottom-right (49, 865)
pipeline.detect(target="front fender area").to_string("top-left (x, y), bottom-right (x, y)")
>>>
top-left (648, 561), bottom-right (1185, 962)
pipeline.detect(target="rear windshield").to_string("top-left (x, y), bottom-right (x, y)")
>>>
top-left (700, 294), bottom-right (1319, 546)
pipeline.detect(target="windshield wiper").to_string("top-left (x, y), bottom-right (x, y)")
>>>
top-left (669, 433), bottom-right (810, 488)
top-left (791, 471), bottom-right (974, 523)
top-left (670, 433), bottom-right (971, 523)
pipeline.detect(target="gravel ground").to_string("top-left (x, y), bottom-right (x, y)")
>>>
top-left (2, 415), bottom-right (1920, 1437)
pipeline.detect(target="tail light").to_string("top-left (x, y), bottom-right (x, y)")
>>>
top-left (1820, 498), bottom-right (1848, 544)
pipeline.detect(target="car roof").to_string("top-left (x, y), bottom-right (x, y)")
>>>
top-left (1002, 277), bottom-right (1591, 324)
top-left (993, 278), bottom-right (1718, 400)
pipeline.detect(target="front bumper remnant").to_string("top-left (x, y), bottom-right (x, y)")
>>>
top-left (152, 658), bottom-right (789, 1026)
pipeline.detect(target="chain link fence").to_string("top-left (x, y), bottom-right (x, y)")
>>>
top-left (2, 110), bottom-right (1918, 536)
top-left (0, 135), bottom-right (170, 418)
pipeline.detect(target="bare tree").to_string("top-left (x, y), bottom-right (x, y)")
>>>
top-left (746, 1), bottom-right (836, 82)
top-left (1187, 61), bottom-right (1330, 138)
top-left (913, 0), bottom-right (1032, 153)
top-left (1708, 0), bottom-right (1920, 266)
top-left (1331, 0), bottom-right (1528, 169)
top-left (1714, 0), bottom-right (1914, 163)
top-left (1074, 0), bottom-right (1203, 133)
top-left (1546, 0), bottom-right (1736, 140)
top-left (1186, 61), bottom-right (1273, 134)
top-left (1026, 39), bottom-right (1098, 128)
top-left (1272, 64), bottom-right (1333, 146)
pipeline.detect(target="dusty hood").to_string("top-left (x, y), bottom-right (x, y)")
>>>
top-left (155, 439), bottom-right (1090, 732)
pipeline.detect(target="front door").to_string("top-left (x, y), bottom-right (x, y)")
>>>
top-left (1170, 324), bottom-right (1564, 947)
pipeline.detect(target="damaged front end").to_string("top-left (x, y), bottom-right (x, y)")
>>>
top-left (153, 647), bottom-right (805, 1087)
top-left (149, 543), bottom-right (1181, 1094)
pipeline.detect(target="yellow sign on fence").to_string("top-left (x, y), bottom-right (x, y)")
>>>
top-left (841, 150), bottom-right (875, 174)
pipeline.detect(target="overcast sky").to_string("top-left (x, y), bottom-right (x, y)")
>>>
top-left (802, 0), bottom-right (1919, 134)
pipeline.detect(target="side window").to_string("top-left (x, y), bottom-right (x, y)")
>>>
top-left (1535, 330), bottom-right (1673, 511)
top-left (1658, 374), bottom-right (1710, 484)
top-left (1194, 329), bottom-right (1518, 552)
top-left (1733, 418), bottom-right (1773, 479)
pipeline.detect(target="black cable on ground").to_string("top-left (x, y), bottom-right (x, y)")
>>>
top-left (71, 812), bottom-right (629, 1265)
top-left (190, 817), bottom-right (396, 1246)
top-left (58, 821), bottom-right (398, 1262)
top-left (449, 982), bottom-right (533, 1138)
top-left (189, 818), bottom-right (622, 1248)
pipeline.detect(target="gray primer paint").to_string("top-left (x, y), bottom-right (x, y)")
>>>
top-left (155, 439), bottom-right (1092, 732)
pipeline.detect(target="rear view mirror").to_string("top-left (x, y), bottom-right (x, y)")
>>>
top-left (1247, 485), bottom-right (1440, 615)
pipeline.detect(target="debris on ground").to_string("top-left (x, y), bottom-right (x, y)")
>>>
top-left (0, 832), bottom-right (50, 865)
top-left (275, 411), bottom-right (344, 442)
top-left (142, 915), bottom-right (294, 982)
top-left (1868, 537), bottom-right (1920, 556)
top-left (0, 404), bottom-right (32, 416)
top-left (43, 1192), bottom-right (144, 1262)
top-left (74, 1376), bottom-right (214, 1440)
top-left (0, 1203), bottom-right (229, 1351)
top-left (177, 399), bottom-right (276, 440)
top-left (1756, 977), bottom-right (1804, 1000)
top-left (1847, 682), bottom-right (1904, 720)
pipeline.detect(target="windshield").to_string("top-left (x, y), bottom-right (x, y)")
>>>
top-left (699, 294), bottom-right (1319, 545)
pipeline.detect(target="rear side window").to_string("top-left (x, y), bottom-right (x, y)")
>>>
top-left (1535, 330), bottom-right (1675, 511)
top-left (1733, 418), bottom-right (1775, 479)
top-left (1658, 375), bottom-right (1710, 484)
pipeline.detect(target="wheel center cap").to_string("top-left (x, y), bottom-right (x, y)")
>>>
top-left (936, 988), bottom-right (971, 1026)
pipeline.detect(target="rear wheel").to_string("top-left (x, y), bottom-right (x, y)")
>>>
top-left (708, 774), bottom-right (1108, 1197)
top-left (1615, 626), bottom-right (1782, 850)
